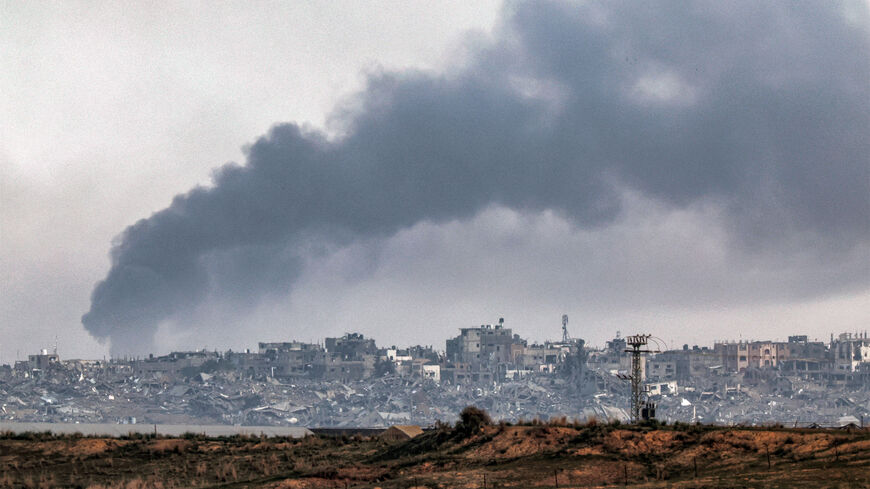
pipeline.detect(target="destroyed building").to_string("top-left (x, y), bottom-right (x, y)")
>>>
top-left (831, 332), bottom-right (870, 372)
top-left (316, 333), bottom-right (378, 381)
top-left (258, 341), bottom-right (321, 377)
top-left (1, 324), bottom-right (868, 429)
top-left (445, 319), bottom-right (517, 382)
top-left (133, 350), bottom-right (221, 381)
top-left (587, 333), bottom-right (637, 378)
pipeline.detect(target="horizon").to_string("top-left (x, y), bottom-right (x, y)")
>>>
top-left (10, 322), bottom-right (868, 364)
top-left (2, 1), bottom-right (868, 362)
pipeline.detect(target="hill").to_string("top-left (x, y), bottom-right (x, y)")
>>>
top-left (1, 421), bottom-right (869, 488)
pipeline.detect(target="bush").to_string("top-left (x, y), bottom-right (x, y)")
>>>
top-left (455, 406), bottom-right (491, 438)
top-left (548, 416), bottom-right (569, 427)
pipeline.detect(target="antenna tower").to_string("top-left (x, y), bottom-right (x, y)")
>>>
top-left (624, 334), bottom-right (655, 423)
top-left (561, 314), bottom-right (570, 343)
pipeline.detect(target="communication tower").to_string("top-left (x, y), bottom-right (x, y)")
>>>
top-left (561, 314), bottom-right (570, 343)
top-left (623, 334), bottom-right (657, 423)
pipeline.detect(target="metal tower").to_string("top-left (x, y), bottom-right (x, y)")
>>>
top-left (561, 314), bottom-right (570, 343)
top-left (624, 334), bottom-right (654, 423)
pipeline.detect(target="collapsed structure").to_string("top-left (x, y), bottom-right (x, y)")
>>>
top-left (2, 321), bottom-right (868, 428)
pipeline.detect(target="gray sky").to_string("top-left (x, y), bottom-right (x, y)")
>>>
top-left (1, 1), bottom-right (868, 360)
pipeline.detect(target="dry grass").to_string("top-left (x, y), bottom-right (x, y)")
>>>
top-left (0, 472), bottom-right (13, 489)
top-left (215, 460), bottom-right (239, 481)
top-left (1, 426), bottom-right (868, 488)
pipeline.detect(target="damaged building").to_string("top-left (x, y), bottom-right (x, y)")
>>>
top-left (1, 322), bottom-right (868, 429)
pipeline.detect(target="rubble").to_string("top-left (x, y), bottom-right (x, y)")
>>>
top-left (1, 326), bottom-right (868, 429)
top-left (2, 360), bottom-right (868, 428)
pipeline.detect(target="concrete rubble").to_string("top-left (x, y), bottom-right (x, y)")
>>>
top-left (1, 327), bottom-right (868, 428)
top-left (2, 362), bottom-right (868, 428)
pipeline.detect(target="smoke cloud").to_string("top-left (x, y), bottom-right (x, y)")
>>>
top-left (83, 1), bottom-right (869, 354)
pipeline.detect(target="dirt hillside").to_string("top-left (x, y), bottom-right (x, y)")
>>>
top-left (1, 423), bottom-right (868, 488)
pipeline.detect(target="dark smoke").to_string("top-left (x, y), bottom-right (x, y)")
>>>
top-left (83, 1), bottom-right (870, 354)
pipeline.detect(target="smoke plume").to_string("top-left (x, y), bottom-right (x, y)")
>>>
top-left (83, 1), bottom-right (870, 354)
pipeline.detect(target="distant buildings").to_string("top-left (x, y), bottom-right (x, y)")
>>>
top-left (13, 348), bottom-right (62, 379)
top-left (26, 349), bottom-right (59, 371)
top-left (445, 319), bottom-right (518, 383)
top-left (587, 334), bottom-right (634, 377)
top-left (831, 332), bottom-right (870, 372)
top-left (714, 337), bottom-right (829, 372)
top-left (9, 323), bottom-right (870, 390)
top-left (4, 323), bottom-right (870, 428)
top-left (258, 341), bottom-right (321, 377)
top-left (134, 350), bottom-right (219, 379)
top-left (442, 318), bottom-right (584, 383)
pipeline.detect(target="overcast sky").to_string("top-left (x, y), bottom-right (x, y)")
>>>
top-left (1, 1), bottom-right (868, 360)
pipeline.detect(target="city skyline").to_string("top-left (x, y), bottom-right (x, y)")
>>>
top-left (2, 1), bottom-right (868, 361)
top-left (7, 318), bottom-right (867, 363)
top-left (7, 319), bottom-right (868, 428)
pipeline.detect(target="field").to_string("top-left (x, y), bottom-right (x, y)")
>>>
top-left (1, 421), bottom-right (869, 489)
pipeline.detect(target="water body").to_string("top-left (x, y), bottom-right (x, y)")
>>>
top-left (0, 422), bottom-right (312, 438)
